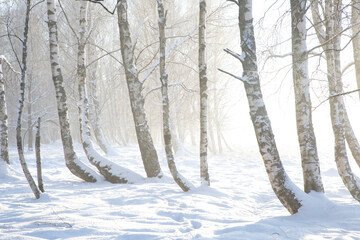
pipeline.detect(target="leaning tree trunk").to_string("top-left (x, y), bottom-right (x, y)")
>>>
top-left (221, 0), bottom-right (303, 214)
top-left (343, 109), bottom-right (360, 167)
top-left (311, 0), bottom-right (360, 201)
top-left (290, 0), bottom-right (324, 193)
top-left (157, 0), bottom-right (193, 192)
top-left (199, 0), bottom-right (210, 186)
top-left (0, 56), bottom-right (10, 165)
top-left (77, 1), bottom-right (142, 183)
top-left (352, 0), bottom-right (360, 101)
top-left (16, 0), bottom-right (40, 199)
top-left (46, 0), bottom-right (98, 182)
top-left (117, 0), bottom-right (162, 178)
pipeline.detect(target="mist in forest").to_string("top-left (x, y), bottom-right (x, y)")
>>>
top-left (2, 0), bottom-right (360, 239)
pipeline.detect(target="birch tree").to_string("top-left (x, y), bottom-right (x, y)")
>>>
top-left (290, 0), bottom-right (324, 193)
top-left (77, 1), bottom-right (142, 183)
top-left (16, 0), bottom-right (40, 199)
top-left (46, 0), bottom-right (98, 183)
top-left (311, 0), bottom-right (360, 201)
top-left (351, 0), bottom-right (360, 101)
top-left (220, 0), bottom-right (303, 214)
top-left (117, 0), bottom-right (162, 178)
top-left (199, 0), bottom-right (210, 186)
top-left (156, 0), bottom-right (194, 191)
top-left (0, 56), bottom-right (10, 165)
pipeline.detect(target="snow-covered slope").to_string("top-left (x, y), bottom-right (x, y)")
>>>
top-left (0, 143), bottom-right (360, 239)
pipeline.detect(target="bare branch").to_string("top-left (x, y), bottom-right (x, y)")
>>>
top-left (82, 0), bottom-right (120, 15)
top-left (58, 0), bottom-right (79, 42)
top-left (224, 48), bottom-right (244, 63)
top-left (313, 89), bottom-right (360, 111)
top-left (218, 68), bottom-right (245, 82)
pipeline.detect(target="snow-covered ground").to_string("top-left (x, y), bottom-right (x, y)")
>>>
top-left (1, 142), bottom-right (360, 240)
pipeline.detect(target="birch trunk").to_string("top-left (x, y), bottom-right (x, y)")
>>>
top-left (35, 117), bottom-right (44, 192)
top-left (0, 57), bottom-right (9, 165)
top-left (352, 0), bottom-right (360, 100)
top-left (199, 0), bottom-right (210, 186)
top-left (224, 0), bottom-right (303, 214)
top-left (46, 0), bottom-right (98, 182)
top-left (157, 0), bottom-right (193, 192)
top-left (344, 109), bottom-right (360, 167)
top-left (26, 78), bottom-right (33, 151)
top-left (290, 0), bottom-right (324, 193)
top-left (17, 0), bottom-right (40, 199)
top-left (311, 0), bottom-right (360, 201)
top-left (117, 0), bottom-right (162, 178)
top-left (77, 1), bottom-right (142, 183)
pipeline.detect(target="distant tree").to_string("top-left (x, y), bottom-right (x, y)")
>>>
top-left (290, 0), bottom-right (324, 193)
top-left (46, 0), bottom-right (98, 182)
top-left (86, 4), bottom-right (112, 155)
top-left (220, 0), bottom-right (302, 214)
top-left (117, 0), bottom-right (163, 178)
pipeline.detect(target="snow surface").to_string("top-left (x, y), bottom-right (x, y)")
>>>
top-left (1, 142), bottom-right (360, 239)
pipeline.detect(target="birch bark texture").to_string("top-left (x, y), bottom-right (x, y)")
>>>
top-left (117, 0), bottom-right (162, 178)
top-left (311, 0), bottom-right (360, 201)
top-left (77, 1), bottom-right (142, 183)
top-left (223, 0), bottom-right (303, 214)
top-left (351, 0), bottom-right (360, 101)
top-left (199, 0), bottom-right (210, 186)
top-left (290, 0), bottom-right (324, 193)
top-left (46, 0), bottom-right (98, 182)
top-left (157, 0), bottom-right (193, 192)
top-left (0, 56), bottom-right (9, 165)
top-left (16, 0), bottom-right (40, 199)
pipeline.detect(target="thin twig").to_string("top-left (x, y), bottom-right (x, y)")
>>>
top-left (218, 68), bottom-right (245, 82)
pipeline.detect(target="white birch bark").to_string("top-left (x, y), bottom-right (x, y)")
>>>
top-left (351, 0), bottom-right (360, 101)
top-left (157, 0), bottom-right (194, 192)
top-left (46, 0), bottom-right (98, 183)
top-left (16, 0), bottom-right (40, 199)
top-left (0, 56), bottom-right (9, 165)
top-left (117, 0), bottom-right (162, 178)
top-left (199, 0), bottom-right (210, 186)
top-left (77, 1), bottom-right (142, 183)
top-left (223, 0), bottom-right (303, 214)
top-left (311, 0), bottom-right (360, 201)
top-left (290, 0), bottom-right (324, 193)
